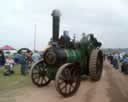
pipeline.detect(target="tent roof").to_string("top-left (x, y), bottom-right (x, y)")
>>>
top-left (0, 45), bottom-right (16, 50)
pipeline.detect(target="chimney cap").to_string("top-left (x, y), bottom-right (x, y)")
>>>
top-left (51, 9), bottom-right (61, 16)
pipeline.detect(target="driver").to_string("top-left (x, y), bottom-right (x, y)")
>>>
top-left (59, 30), bottom-right (70, 47)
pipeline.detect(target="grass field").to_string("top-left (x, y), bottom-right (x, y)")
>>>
top-left (0, 65), bottom-right (32, 102)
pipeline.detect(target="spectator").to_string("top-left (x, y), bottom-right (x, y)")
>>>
top-left (13, 53), bottom-right (24, 64)
top-left (25, 51), bottom-right (33, 69)
top-left (32, 50), bottom-right (41, 63)
top-left (112, 58), bottom-right (119, 69)
top-left (13, 52), bottom-right (29, 75)
top-left (121, 55), bottom-right (128, 74)
top-left (20, 52), bottom-right (29, 75)
top-left (107, 55), bottom-right (113, 64)
top-left (112, 55), bottom-right (119, 70)
top-left (4, 56), bottom-right (15, 76)
top-left (0, 50), bottom-right (5, 67)
top-left (26, 51), bottom-right (33, 62)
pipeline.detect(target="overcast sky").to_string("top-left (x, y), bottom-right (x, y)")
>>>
top-left (0, 0), bottom-right (128, 50)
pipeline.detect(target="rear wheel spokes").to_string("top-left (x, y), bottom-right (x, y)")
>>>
top-left (58, 80), bottom-right (65, 89)
top-left (59, 82), bottom-right (78, 94)
top-left (55, 63), bottom-right (80, 97)
top-left (38, 77), bottom-right (43, 85)
top-left (42, 76), bottom-right (48, 83)
top-left (63, 68), bottom-right (72, 80)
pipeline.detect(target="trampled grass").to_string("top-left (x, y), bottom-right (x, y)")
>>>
top-left (0, 65), bottom-right (32, 102)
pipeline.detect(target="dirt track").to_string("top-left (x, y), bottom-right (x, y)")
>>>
top-left (16, 61), bottom-right (128, 102)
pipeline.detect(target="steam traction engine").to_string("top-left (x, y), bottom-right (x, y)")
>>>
top-left (31, 9), bottom-right (103, 97)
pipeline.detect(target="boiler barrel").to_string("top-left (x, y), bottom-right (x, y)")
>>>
top-left (65, 49), bottom-right (81, 63)
top-left (44, 48), bottom-right (81, 66)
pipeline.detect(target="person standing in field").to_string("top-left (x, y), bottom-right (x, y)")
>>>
top-left (4, 56), bottom-right (15, 76)
top-left (112, 54), bottom-right (119, 70)
top-left (0, 50), bottom-right (5, 67)
top-left (32, 50), bottom-right (41, 63)
top-left (20, 52), bottom-right (29, 75)
top-left (121, 54), bottom-right (128, 74)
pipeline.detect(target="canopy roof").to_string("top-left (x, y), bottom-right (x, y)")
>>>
top-left (0, 45), bottom-right (16, 50)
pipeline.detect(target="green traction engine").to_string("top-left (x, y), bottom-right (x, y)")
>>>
top-left (31, 9), bottom-right (103, 97)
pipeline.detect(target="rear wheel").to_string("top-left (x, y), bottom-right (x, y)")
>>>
top-left (89, 49), bottom-right (103, 81)
top-left (31, 59), bottom-right (51, 87)
top-left (55, 63), bottom-right (80, 97)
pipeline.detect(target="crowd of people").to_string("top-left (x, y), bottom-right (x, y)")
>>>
top-left (0, 50), bottom-right (42, 76)
top-left (107, 53), bottom-right (128, 74)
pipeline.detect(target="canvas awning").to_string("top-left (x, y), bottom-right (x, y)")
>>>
top-left (0, 45), bottom-right (16, 50)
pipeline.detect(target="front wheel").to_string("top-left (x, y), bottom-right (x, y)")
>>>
top-left (31, 59), bottom-right (51, 87)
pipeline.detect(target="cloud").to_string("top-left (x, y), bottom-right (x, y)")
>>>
top-left (0, 0), bottom-right (128, 49)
